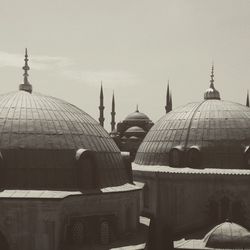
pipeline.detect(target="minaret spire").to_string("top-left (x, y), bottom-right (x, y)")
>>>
top-left (111, 91), bottom-right (116, 131)
top-left (99, 82), bottom-right (105, 127)
top-left (165, 81), bottom-right (172, 113)
top-left (246, 90), bottom-right (250, 107)
top-left (19, 48), bottom-right (32, 93)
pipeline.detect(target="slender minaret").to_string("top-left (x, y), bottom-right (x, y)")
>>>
top-left (19, 48), bottom-right (32, 93)
top-left (246, 90), bottom-right (250, 107)
top-left (99, 83), bottom-right (105, 127)
top-left (111, 91), bottom-right (116, 131)
top-left (165, 81), bottom-right (172, 113)
top-left (169, 92), bottom-right (172, 111)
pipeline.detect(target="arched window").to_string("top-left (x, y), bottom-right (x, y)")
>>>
top-left (244, 146), bottom-right (250, 168)
top-left (100, 220), bottom-right (110, 245)
top-left (169, 148), bottom-right (183, 167)
top-left (71, 221), bottom-right (84, 245)
top-left (187, 147), bottom-right (201, 168)
top-left (143, 184), bottom-right (150, 209)
top-left (75, 149), bottom-right (97, 190)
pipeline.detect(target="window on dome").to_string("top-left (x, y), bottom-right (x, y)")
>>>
top-left (76, 149), bottom-right (97, 189)
top-left (169, 148), bottom-right (182, 167)
top-left (187, 147), bottom-right (201, 168)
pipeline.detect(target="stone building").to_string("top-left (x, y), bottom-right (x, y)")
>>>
top-left (133, 65), bottom-right (250, 249)
top-left (0, 49), bottom-right (141, 250)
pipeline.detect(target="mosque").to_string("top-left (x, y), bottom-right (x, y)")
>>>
top-left (0, 49), bottom-right (141, 250)
top-left (2, 49), bottom-right (250, 250)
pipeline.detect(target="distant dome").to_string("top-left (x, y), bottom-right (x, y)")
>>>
top-left (0, 91), bottom-right (128, 189)
top-left (125, 126), bottom-right (145, 134)
top-left (129, 136), bottom-right (140, 141)
top-left (124, 109), bottom-right (150, 122)
top-left (204, 221), bottom-right (250, 248)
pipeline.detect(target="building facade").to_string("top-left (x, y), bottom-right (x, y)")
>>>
top-left (133, 66), bottom-right (250, 249)
top-left (0, 50), bottom-right (141, 250)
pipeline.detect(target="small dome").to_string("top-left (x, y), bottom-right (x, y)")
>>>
top-left (204, 87), bottom-right (220, 100)
top-left (129, 136), bottom-right (140, 141)
top-left (125, 126), bottom-right (145, 134)
top-left (204, 221), bottom-right (250, 248)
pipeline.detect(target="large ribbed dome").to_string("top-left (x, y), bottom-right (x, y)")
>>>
top-left (135, 99), bottom-right (250, 169)
top-left (0, 91), bottom-right (128, 189)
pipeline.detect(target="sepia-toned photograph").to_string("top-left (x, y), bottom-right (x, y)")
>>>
top-left (0, 0), bottom-right (250, 249)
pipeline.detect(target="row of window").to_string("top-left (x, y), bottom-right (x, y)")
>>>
top-left (169, 147), bottom-right (201, 168)
top-left (169, 146), bottom-right (250, 169)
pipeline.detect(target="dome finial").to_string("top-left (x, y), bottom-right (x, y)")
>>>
top-left (210, 62), bottom-right (215, 89)
top-left (136, 104), bottom-right (139, 112)
top-left (19, 48), bottom-right (32, 93)
top-left (204, 63), bottom-right (220, 100)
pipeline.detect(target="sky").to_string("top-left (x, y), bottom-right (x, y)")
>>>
top-left (0, 0), bottom-right (250, 131)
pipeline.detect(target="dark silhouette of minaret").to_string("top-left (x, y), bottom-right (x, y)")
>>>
top-left (99, 83), bottom-right (105, 127)
top-left (247, 90), bottom-right (250, 107)
top-left (111, 91), bottom-right (116, 131)
top-left (165, 81), bottom-right (172, 113)
top-left (19, 48), bottom-right (32, 93)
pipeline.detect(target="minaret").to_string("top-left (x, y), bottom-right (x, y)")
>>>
top-left (19, 48), bottom-right (32, 93)
top-left (165, 81), bottom-right (172, 113)
top-left (111, 91), bottom-right (116, 131)
top-left (169, 92), bottom-right (172, 111)
top-left (246, 90), bottom-right (250, 107)
top-left (99, 83), bottom-right (105, 127)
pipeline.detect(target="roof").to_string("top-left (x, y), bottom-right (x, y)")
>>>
top-left (0, 184), bottom-right (141, 199)
top-left (132, 163), bottom-right (250, 176)
top-left (0, 91), bottom-right (128, 189)
top-left (135, 100), bottom-right (250, 169)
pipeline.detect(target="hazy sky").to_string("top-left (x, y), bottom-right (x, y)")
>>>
top-left (0, 0), bottom-right (250, 131)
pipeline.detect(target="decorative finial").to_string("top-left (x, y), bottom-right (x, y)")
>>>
top-left (210, 63), bottom-right (215, 89)
top-left (204, 63), bottom-right (220, 100)
top-left (19, 48), bottom-right (32, 93)
top-left (136, 104), bottom-right (139, 112)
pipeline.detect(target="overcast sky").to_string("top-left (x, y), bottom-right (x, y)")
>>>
top-left (0, 0), bottom-right (250, 131)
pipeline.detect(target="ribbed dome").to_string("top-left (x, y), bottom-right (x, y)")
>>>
top-left (204, 222), bottom-right (250, 248)
top-left (135, 99), bottom-right (250, 169)
top-left (0, 91), bottom-right (128, 189)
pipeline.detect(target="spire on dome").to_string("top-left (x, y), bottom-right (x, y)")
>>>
top-left (246, 90), bottom-right (250, 107)
top-left (19, 48), bottom-right (32, 93)
top-left (204, 63), bottom-right (221, 100)
top-left (136, 104), bottom-right (139, 112)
